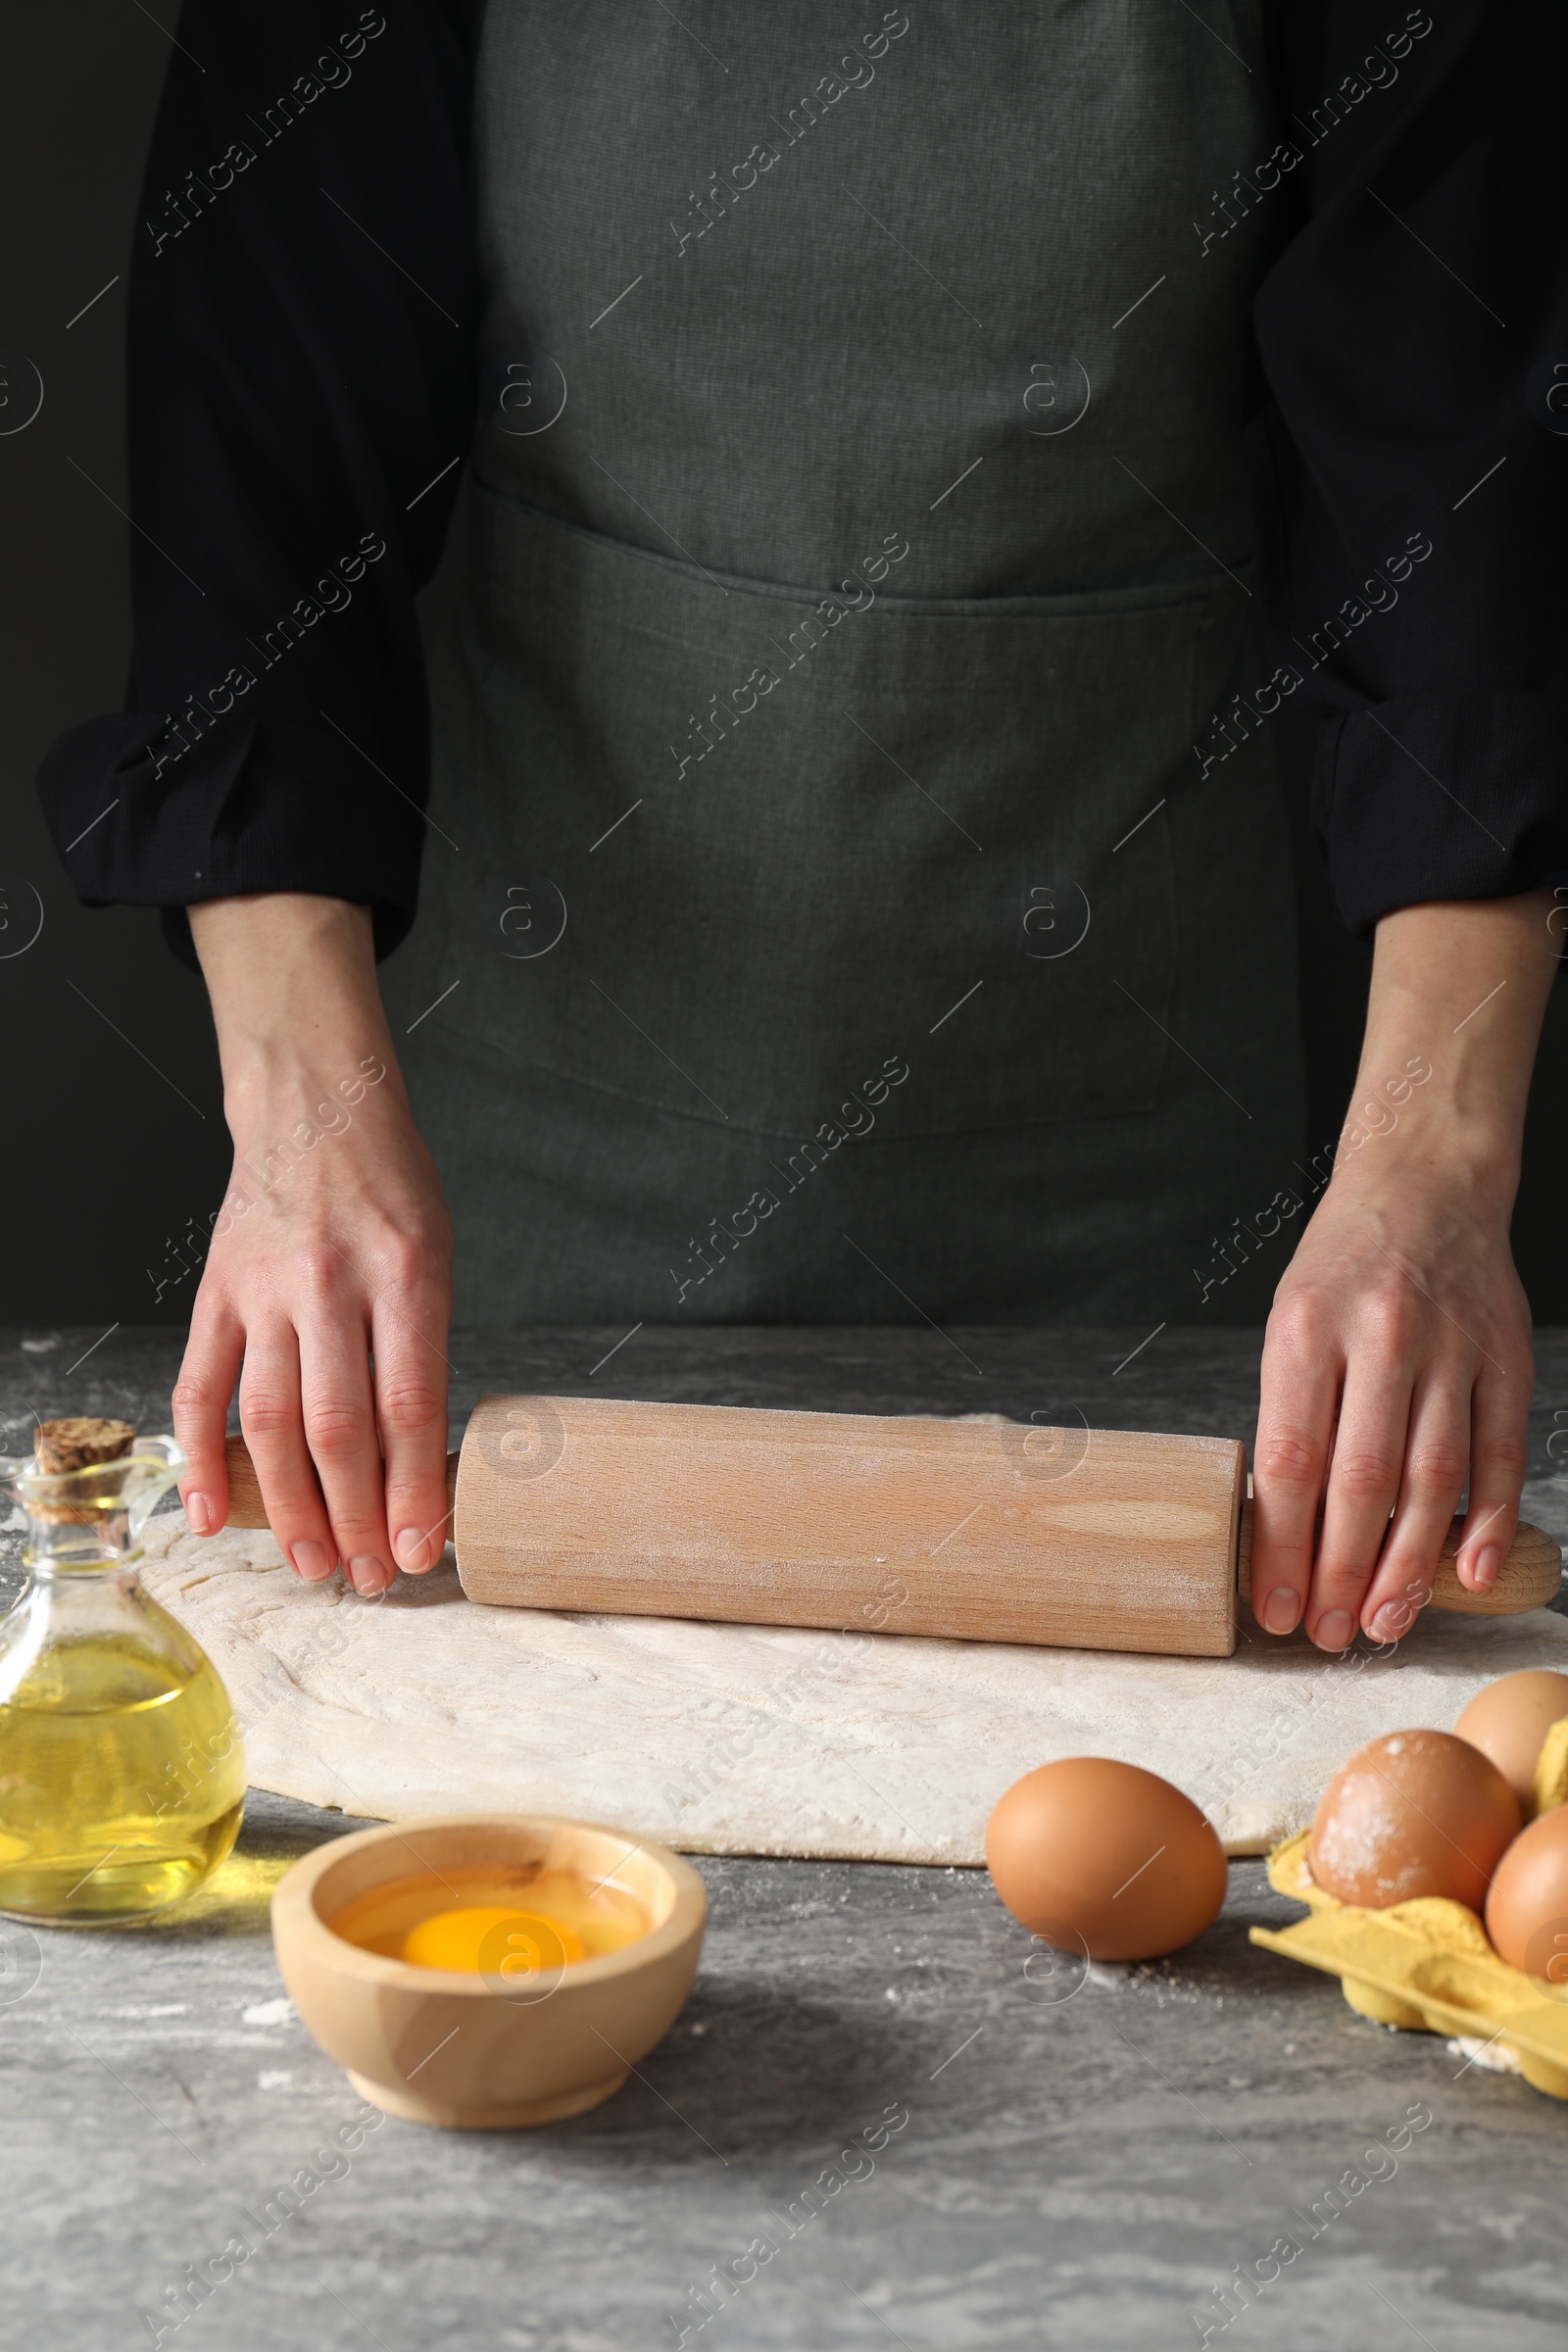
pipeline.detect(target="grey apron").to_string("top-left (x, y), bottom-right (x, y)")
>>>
top-left (391, 1), bottom-right (1304, 1325)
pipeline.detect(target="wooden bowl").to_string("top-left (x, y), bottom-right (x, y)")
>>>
top-left (270, 1813), bottom-right (707, 2129)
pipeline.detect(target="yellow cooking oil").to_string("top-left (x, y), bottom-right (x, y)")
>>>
top-left (0, 1424), bottom-right (245, 1921)
top-left (330, 1864), bottom-right (651, 1977)
top-left (0, 1622), bottom-right (246, 1921)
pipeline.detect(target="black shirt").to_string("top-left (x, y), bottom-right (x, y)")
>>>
top-left (36, 0), bottom-right (1568, 968)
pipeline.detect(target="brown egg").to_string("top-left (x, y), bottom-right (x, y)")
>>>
top-left (1454, 1671), bottom-right (1568, 1805)
top-left (985, 1757), bottom-right (1227, 1961)
top-left (1485, 1807), bottom-right (1568, 1978)
top-left (1308, 1730), bottom-right (1520, 1911)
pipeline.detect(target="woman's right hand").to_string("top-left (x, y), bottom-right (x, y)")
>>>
top-left (173, 894), bottom-right (454, 1596)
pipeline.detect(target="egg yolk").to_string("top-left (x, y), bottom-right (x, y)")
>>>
top-left (329, 1865), bottom-right (651, 1971)
top-left (398, 1905), bottom-right (585, 1975)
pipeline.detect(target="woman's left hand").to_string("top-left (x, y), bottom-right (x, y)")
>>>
top-left (1249, 890), bottom-right (1554, 1649)
top-left (1251, 1148), bottom-right (1532, 1647)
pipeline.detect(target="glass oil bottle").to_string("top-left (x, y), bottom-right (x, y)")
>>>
top-left (0, 1424), bottom-right (245, 1921)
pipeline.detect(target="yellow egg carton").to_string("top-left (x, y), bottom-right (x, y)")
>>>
top-left (1534, 1715), bottom-right (1568, 1818)
top-left (1251, 1730), bottom-right (1568, 2107)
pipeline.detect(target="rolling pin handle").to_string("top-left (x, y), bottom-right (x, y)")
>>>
top-left (220, 1434), bottom-right (460, 1536)
top-left (1236, 1494), bottom-right (1562, 1622)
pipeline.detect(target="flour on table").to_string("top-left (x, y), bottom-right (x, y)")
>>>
top-left (141, 1513), bottom-right (1568, 1865)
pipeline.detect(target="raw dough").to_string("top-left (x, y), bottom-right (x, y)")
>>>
top-left (141, 1513), bottom-right (1568, 1864)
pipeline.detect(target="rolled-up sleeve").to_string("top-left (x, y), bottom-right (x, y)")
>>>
top-left (36, 0), bottom-right (480, 966)
top-left (1254, 0), bottom-right (1568, 937)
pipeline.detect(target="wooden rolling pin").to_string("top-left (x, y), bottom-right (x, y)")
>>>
top-left (220, 1396), bottom-right (1562, 1660)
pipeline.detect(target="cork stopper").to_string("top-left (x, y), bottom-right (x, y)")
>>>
top-left (33, 1417), bottom-right (136, 1475)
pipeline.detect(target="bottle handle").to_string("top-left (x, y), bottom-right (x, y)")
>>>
top-left (122, 1436), bottom-right (188, 1544)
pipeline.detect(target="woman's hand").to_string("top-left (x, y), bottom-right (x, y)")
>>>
top-left (1250, 891), bottom-right (1554, 1649)
top-left (172, 895), bottom-right (454, 1596)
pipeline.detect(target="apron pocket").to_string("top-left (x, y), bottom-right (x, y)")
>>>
top-left (446, 483), bottom-right (1242, 1140)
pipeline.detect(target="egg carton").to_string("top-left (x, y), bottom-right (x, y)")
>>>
top-left (1251, 1715), bottom-right (1568, 2105)
top-left (1527, 1714), bottom-right (1568, 1819)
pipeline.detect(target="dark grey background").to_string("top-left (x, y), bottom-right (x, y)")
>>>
top-left (4, 1), bottom-right (1563, 1332)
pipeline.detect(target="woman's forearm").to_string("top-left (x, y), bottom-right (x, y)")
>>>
top-left (188, 892), bottom-right (395, 1107)
top-left (1336, 890), bottom-right (1554, 1209)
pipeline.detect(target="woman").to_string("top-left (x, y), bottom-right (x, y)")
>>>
top-left (40, 2), bottom-right (1566, 1647)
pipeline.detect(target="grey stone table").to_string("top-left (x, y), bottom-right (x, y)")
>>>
top-left (5, 1323), bottom-right (1568, 2352)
